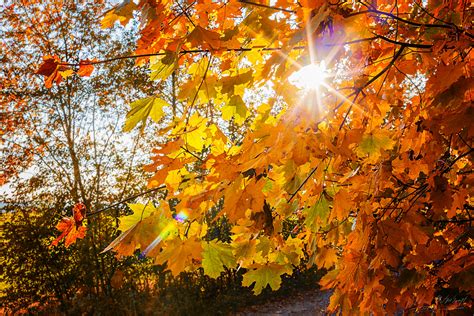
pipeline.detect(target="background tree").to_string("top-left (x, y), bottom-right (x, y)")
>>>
top-left (0, 0), bottom-right (162, 312)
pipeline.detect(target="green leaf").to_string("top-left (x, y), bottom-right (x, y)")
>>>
top-left (355, 129), bottom-right (395, 163)
top-left (221, 95), bottom-right (248, 124)
top-left (124, 96), bottom-right (169, 131)
top-left (242, 263), bottom-right (292, 295)
top-left (201, 240), bottom-right (236, 278)
top-left (304, 195), bottom-right (330, 230)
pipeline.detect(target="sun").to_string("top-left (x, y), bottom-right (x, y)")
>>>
top-left (287, 61), bottom-right (331, 118)
top-left (288, 61), bottom-right (329, 91)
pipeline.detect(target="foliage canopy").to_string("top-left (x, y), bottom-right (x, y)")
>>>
top-left (32, 0), bottom-right (474, 314)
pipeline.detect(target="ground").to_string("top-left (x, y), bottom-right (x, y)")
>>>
top-left (235, 289), bottom-right (331, 315)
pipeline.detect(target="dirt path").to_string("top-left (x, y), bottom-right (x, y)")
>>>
top-left (234, 289), bottom-right (331, 315)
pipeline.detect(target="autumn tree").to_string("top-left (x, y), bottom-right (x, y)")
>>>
top-left (0, 0), bottom-right (166, 312)
top-left (37, 0), bottom-right (473, 314)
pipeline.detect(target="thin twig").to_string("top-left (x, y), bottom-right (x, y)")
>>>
top-left (87, 185), bottom-right (166, 216)
top-left (288, 160), bottom-right (324, 203)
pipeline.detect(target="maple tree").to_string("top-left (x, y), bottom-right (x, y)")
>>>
top-left (34, 0), bottom-right (473, 314)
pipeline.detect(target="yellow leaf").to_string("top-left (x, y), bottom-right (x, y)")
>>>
top-left (102, 203), bottom-right (175, 256)
top-left (183, 114), bottom-right (208, 151)
top-left (206, 124), bottom-right (228, 155)
top-left (119, 202), bottom-right (157, 232)
top-left (150, 52), bottom-right (177, 82)
top-left (101, 0), bottom-right (137, 29)
top-left (304, 195), bottom-right (330, 231)
top-left (232, 236), bottom-right (257, 261)
top-left (124, 96), bottom-right (169, 131)
top-left (242, 263), bottom-right (293, 295)
top-left (155, 237), bottom-right (203, 276)
top-left (221, 95), bottom-right (249, 124)
top-left (165, 169), bottom-right (186, 189)
top-left (59, 69), bottom-right (74, 79)
top-left (202, 240), bottom-right (236, 278)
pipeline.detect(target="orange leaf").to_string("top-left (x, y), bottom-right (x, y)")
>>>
top-left (77, 59), bottom-right (95, 77)
top-left (330, 189), bottom-right (352, 222)
top-left (187, 26), bottom-right (222, 50)
top-left (36, 55), bottom-right (61, 78)
top-left (50, 203), bottom-right (87, 247)
top-left (36, 55), bottom-right (68, 88)
top-left (315, 246), bottom-right (338, 269)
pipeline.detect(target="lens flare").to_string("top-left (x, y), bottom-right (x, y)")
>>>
top-left (140, 211), bottom-right (189, 257)
top-left (175, 211), bottom-right (188, 223)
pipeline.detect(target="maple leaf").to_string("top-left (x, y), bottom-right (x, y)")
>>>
top-left (150, 52), bottom-right (177, 82)
top-left (102, 202), bottom-right (175, 256)
top-left (304, 194), bottom-right (330, 231)
top-left (201, 240), bottom-right (236, 278)
top-left (36, 55), bottom-right (69, 88)
top-left (124, 96), bottom-right (169, 131)
top-left (50, 203), bottom-right (87, 247)
top-left (222, 176), bottom-right (265, 222)
top-left (155, 237), bottom-right (203, 276)
top-left (77, 59), bottom-right (96, 77)
top-left (315, 246), bottom-right (338, 269)
top-left (101, 0), bottom-right (137, 29)
top-left (36, 55), bottom-right (61, 78)
top-left (221, 95), bottom-right (249, 125)
top-left (355, 129), bottom-right (395, 163)
top-left (330, 189), bottom-right (352, 222)
top-left (242, 263), bottom-right (293, 295)
top-left (187, 26), bottom-right (222, 50)
top-left (118, 203), bottom-right (157, 232)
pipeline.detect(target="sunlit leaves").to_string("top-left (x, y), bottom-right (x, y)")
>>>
top-left (118, 202), bottom-right (157, 232)
top-left (187, 26), bottom-right (222, 50)
top-left (242, 263), bottom-right (292, 295)
top-left (355, 129), bottom-right (395, 163)
top-left (101, 0), bottom-right (137, 28)
top-left (154, 237), bottom-right (203, 276)
top-left (304, 194), bottom-right (330, 231)
top-left (124, 96), bottom-right (169, 131)
top-left (150, 52), bottom-right (177, 82)
top-left (36, 56), bottom-right (96, 87)
top-left (44, 0), bottom-right (474, 313)
top-left (36, 55), bottom-right (68, 88)
top-left (221, 95), bottom-right (249, 124)
top-left (201, 240), bottom-right (236, 278)
top-left (315, 247), bottom-right (338, 269)
top-left (77, 60), bottom-right (95, 77)
top-left (102, 202), bottom-right (175, 256)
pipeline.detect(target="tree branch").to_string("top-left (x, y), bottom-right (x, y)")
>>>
top-left (87, 185), bottom-right (166, 216)
top-left (288, 160), bottom-right (324, 203)
top-left (347, 9), bottom-right (473, 38)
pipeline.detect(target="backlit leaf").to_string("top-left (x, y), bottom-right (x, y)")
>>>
top-left (124, 97), bottom-right (169, 131)
top-left (242, 263), bottom-right (293, 295)
top-left (201, 240), bottom-right (236, 278)
top-left (355, 129), bottom-right (395, 163)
